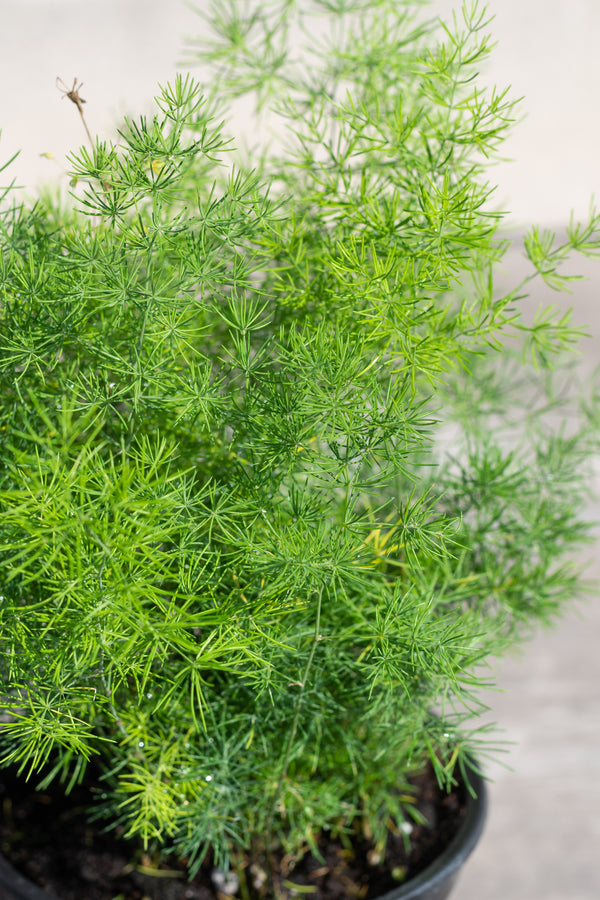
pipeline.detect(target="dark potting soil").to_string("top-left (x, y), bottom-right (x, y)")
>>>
top-left (0, 763), bottom-right (467, 900)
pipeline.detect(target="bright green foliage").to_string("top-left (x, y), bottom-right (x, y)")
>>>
top-left (1, 0), bottom-right (599, 884)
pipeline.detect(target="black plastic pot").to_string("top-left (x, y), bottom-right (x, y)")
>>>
top-left (378, 766), bottom-right (488, 900)
top-left (0, 853), bottom-right (51, 900)
top-left (0, 769), bottom-right (486, 900)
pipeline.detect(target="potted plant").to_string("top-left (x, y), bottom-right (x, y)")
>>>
top-left (0, 1), bottom-right (598, 898)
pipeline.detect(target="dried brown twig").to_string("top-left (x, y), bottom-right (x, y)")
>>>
top-left (56, 77), bottom-right (95, 150)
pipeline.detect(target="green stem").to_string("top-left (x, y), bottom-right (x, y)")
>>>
top-left (265, 585), bottom-right (324, 855)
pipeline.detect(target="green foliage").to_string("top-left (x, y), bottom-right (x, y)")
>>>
top-left (1, 0), bottom-right (599, 887)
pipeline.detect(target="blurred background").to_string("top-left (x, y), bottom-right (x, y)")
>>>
top-left (1, 2), bottom-right (599, 898)
top-left (3, 0), bottom-right (600, 224)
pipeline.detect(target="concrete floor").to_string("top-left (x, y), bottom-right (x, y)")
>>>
top-left (458, 590), bottom-right (600, 900)
top-left (2, 3), bottom-right (600, 898)
top-left (458, 255), bottom-right (600, 900)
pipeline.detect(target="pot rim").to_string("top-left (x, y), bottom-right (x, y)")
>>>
top-left (0, 851), bottom-right (53, 899)
top-left (376, 763), bottom-right (488, 900)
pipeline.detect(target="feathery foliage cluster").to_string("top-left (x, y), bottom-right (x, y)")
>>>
top-left (1, 0), bottom-right (599, 889)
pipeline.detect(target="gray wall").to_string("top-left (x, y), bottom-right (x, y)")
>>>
top-left (2, 0), bottom-right (600, 226)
